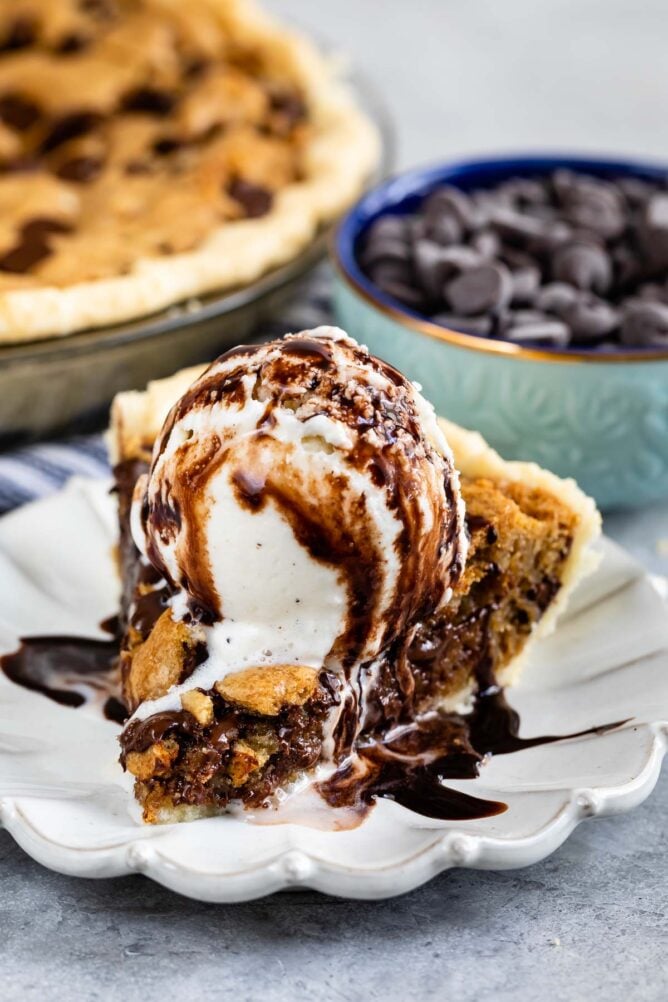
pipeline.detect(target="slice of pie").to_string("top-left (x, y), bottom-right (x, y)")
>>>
top-left (0, 0), bottom-right (378, 341)
top-left (109, 329), bottom-right (600, 824)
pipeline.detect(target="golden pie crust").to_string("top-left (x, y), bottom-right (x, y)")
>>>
top-left (437, 418), bottom-right (601, 693)
top-left (0, 0), bottom-right (379, 342)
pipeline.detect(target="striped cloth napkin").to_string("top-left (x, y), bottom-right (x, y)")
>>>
top-left (0, 265), bottom-right (332, 515)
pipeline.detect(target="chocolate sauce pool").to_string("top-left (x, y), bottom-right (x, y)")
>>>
top-left (0, 620), bottom-right (128, 725)
top-left (0, 630), bottom-right (626, 823)
top-left (320, 689), bottom-right (627, 821)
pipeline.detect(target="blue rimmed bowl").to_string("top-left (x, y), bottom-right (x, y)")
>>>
top-left (331, 154), bottom-right (668, 510)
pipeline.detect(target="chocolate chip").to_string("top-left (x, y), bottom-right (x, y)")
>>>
top-left (0, 242), bottom-right (50, 274)
top-left (636, 282), bottom-right (668, 304)
top-left (56, 33), bottom-right (90, 55)
top-left (56, 155), bottom-right (103, 183)
top-left (366, 215), bottom-right (409, 242)
top-left (510, 265), bottom-right (541, 303)
top-left (558, 176), bottom-right (626, 239)
top-left (617, 176), bottom-right (657, 206)
top-left (432, 313), bottom-right (493, 336)
top-left (269, 90), bottom-right (307, 129)
top-left (361, 237), bottom-right (411, 268)
top-left (184, 57), bottom-right (210, 81)
top-left (0, 93), bottom-right (41, 131)
top-left (562, 294), bottom-right (619, 341)
top-left (122, 88), bottom-right (176, 117)
top-left (612, 244), bottom-right (642, 288)
top-left (424, 185), bottom-right (479, 232)
top-left (0, 18), bottom-right (36, 53)
top-left (640, 194), bottom-right (668, 270)
top-left (40, 112), bottom-right (102, 154)
top-left (567, 200), bottom-right (625, 240)
top-left (21, 218), bottom-right (72, 241)
top-left (424, 210), bottom-right (462, 247)
top-left (413, 241), bottom-right (480, 298)
top-left (0, 217), bottom-right (71, 275)
top-left (375, 278), bottom-right (426, 309)
top-left (445, 262), bottom-right (513, 315)
top-left (491, 207), bottom-right (571, 253)
top-left (1, 157), bottom-right (39, 174)
top-left (227, 178), bottom-right (273, 218)
top-left (620, 301), bottom-right (668, 347)
top-left (506, 309), bottom-right (552, 327)
top-left (368, 260), bottom-right (413, 289)
top-left (471, 229), bottom-right (500, 259)
top-left (552, 241), bottom-right (612, 293)
top-left (504, 320), bottom-right (570, 346)
top-left (499, 177), bottom-right (549, 207)
top-left (358, 168), bottom-right (668, 352)
top-left (497, 244), bottom-right (538, 271)
top-left (413, 240), bottom-right (451, 299)
top-left (535, 281), bottom-right (578, 315)
top-left (152, 136), bottom-right (183, 156)
top-left (434, 245), bottom-right (482, 272)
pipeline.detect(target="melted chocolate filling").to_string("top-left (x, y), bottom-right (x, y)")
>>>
top-left (0, 625), bottom-right (626, 822)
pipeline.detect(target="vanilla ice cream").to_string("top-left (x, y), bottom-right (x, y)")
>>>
top-left (128, 327), bottom-right (467, 730)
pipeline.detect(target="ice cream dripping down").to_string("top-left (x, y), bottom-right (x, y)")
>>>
top-left (128, 326), bottom-right (468, 740)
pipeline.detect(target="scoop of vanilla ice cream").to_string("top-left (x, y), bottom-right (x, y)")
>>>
top-left (130, 326), bottom-right (467, 715)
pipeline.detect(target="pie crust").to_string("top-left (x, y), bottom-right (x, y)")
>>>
top-left (437, 418), bottom-right (601, 693)
top-left (0, 0), bottom-right (379, 342)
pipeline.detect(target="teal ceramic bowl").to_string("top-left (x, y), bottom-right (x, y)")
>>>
top-left (332, 155), bottom-right (668, 511)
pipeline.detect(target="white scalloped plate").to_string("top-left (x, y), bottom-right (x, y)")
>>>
top-left (0, 479), bottom-right (666, 902)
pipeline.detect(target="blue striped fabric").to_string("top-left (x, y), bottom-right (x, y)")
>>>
top-left (0, 266), bottom-right (333, 514)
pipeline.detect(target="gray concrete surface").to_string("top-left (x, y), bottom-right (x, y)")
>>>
top-left (2, 2), bottom-right (668, 999)
top-left (1, 768), bottom-right (667, 1002)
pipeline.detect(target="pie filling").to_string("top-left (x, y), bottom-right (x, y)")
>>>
top-left (115, 458), bottom-right (576, 823)
top-left (0, 0), bottom-right (309, 288)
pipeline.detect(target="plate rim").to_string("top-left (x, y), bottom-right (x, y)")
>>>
top-left (0, 478), bottom-right (666, 902)
top-left (1, 724), bottom-right (665, 901)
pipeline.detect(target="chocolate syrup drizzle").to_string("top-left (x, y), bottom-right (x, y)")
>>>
top-left (318, 687), bottom-right (627, 821)
top-left (0, 617), bottom-right (127, 725)
top-left (0, 625), bottom-right (626, 821)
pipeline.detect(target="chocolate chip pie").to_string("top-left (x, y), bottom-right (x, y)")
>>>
top-left (108, 328), bottom-right (600, 825)
top-left (0, 0), bottom-right (378, 341)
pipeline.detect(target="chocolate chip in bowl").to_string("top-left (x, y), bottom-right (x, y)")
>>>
top-left (332, 155), bottom-right (668, 509)
top-left (357, 165), bottom-right (668, 352)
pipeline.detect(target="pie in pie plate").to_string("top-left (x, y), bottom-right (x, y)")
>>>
top-left (0, 0), bottom-right (380, 343)
top-left (109, 326), bottom-right (600, 825)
